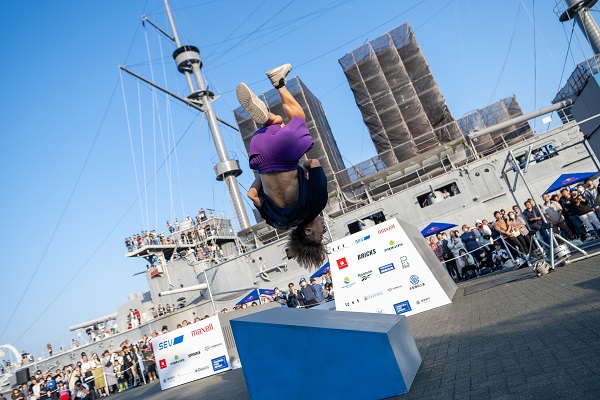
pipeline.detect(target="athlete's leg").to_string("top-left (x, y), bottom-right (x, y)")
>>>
top-left (278, 85), bottom-right (305, 121)
top-left (266, 63), bottom-right (305, 121)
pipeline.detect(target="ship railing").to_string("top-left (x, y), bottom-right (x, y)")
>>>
top-left (327, 121), bottom-right (573, 217)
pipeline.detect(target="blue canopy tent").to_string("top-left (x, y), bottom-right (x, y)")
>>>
top-left (544, 172), bottom-right (597, 194)
top-left (420, 222), bottom-right (457, 237)
top-left (235, 289), bottom-right (275, 306)
top-left (310, 262), bottom-right (330, 279)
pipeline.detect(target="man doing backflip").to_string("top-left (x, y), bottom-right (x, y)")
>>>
top-left (236, 64), bottom-right (328, 269)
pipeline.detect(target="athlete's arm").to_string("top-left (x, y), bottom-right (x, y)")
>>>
top-left (248, 176), bottom-right (263, 208)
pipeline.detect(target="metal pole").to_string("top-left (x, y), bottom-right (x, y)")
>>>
top-left (203, 270), bottom-right (218, 314)
top-left (163, 0), bottom-right (251, 230)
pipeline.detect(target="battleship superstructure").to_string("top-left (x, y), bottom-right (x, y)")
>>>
top-left (3, 0), bottom-right (600, 391)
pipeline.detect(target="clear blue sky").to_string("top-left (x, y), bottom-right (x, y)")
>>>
top-left (0, 0), bottom-right (595, 357)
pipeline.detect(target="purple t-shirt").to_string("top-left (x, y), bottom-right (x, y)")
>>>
top-left (249, 116), bottom-right (314, 174)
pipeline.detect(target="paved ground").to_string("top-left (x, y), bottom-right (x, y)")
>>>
top-left (108, 255), bottom-right (600, 399)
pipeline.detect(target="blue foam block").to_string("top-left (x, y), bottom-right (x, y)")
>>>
top-left (230, 307), bottom-right (421, 400)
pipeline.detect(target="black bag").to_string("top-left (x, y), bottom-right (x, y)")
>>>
top-left (105, 361), bottom-right (112, 368)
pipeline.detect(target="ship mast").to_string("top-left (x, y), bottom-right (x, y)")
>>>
top-left (122, 0), bottom-right (251, 230)
top-left (557, 0), bottom-right (600, 55)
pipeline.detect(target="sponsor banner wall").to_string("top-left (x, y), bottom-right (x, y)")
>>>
top-left (154, 315), bottom-right (230, 390)
top-left (328, 218), bottom-right (451, 316)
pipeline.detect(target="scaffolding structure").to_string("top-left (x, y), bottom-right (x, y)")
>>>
top-left (339, 22), bottom-right (462, 167)
top-left (457, 96), bottom-right (533, 155)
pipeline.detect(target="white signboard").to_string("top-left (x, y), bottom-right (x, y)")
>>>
top-left (154, 315), bottom-right (230, 390)
top-left (329, 218), bottom-right (452, 316)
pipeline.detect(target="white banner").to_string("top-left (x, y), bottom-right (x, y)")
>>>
top-left (328, 218), bottom-right (451, 316)
top-left (154, 315), bottom-right (230, 390)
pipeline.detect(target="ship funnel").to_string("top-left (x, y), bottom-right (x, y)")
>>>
top-left (556, 0), bottom-right (600, 55)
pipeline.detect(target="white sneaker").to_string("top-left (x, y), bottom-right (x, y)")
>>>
top-left (266, 63), bottom-right (292, 88)
top-left (236, 83), bottom-right (269, 125)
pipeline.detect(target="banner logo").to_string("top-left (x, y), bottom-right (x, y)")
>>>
top-left (387, 285), bottom-right (402, 292)
top-left (336, 257), bottom-right (348, 270)
top-left (191, 323), bottom-right (214, 337)
top-left (364, 291), bottom-right (383, 301)
top-left (188, 350), bottom-right (202, 358)
top-left (330, 243), bottom-right (349, 252)
top-left (341, 277), bottom-right (356, 289)
top-left (158, 334), bottom-right (184, 350)
top-left (377, 224), bottom-right (396, 234)
top-left (195, 366), bottom-right (210, 373)
top-left (409, 275), bottom-right (420, 285)
top-left (357, 270), bottom-right (373, 281)
top-left (357, 249), bottom-right (376, 260)
top-left (394, 300), bottom-right (412, 314)
top-left (169, 354), bottom-right (185, 366)
top-left (159, 359), bottom-right (167, 369)
top-left (211, 356), bottom-right (229, 372)
top-left (378, 263), bottom-right (395, 274)
top-left (400, 256), bottom-right (410, 269)
top-left (355, 234), bottom-right (371, 244)
top-left (384, 240), bottom-right (403, 252)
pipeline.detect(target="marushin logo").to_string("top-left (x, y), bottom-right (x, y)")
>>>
top-left (377, 224), bottom-right (396, 234)
top-left (357, 249), bottom-right (376, 260)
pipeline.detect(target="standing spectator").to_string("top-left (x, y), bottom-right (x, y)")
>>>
top-left (273, 287), bottom-right (288, 306)
top-left (297, 278), bottom-right (319, 307)
top-left (508, 211), bottom-right (531, 252)
top-left (559, 188), bottom-right (586, 239)
top-left (540, 193), bottom-right (575, 240)
top-left (437, 232), bottom-right (459, 279)
top-left (309, 278), bottom-right (325, 303)
top-left (91, 353), bottom-right (106, 397)
top-left (577, 183), bottom-right (600, 218)
top-left (522, 200), bottom-right (549, 245)
top-left (428, 236), bottom-right (444, 262)
top-left (101, 351), bottom-right (116, 395)
top-left (492, 211), bottom-right (528, 260)
top-left (286, 283), bottom-right (302, 308)
top-left (142, 346), bottom-right (157, 382)
top-left (79, 353), bottom-right (95, 398)
top-left (569, 188), bottom-right (600, 235)
top-left (447, 230), bottom-right (466, 259)
top-left (476, 220), bottom-right (493, 245)
top-left (460, 224), bottom-right (481, 261)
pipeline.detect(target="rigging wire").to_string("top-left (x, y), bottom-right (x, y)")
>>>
top-left (137, 80), bottom-right (151, 230)
top-left (556, 21), bottom-right (577, 94)
top-left (121, 72), bottom-right (147, 237)
top-left (204, 0), bottom-right (270, 60)
top-left (209, 0), bottom-right (296, 63)
top-left (0, 79), bottom-right (124, 343)
top-left (488, 1), bottom-right (522, 104)
top-left (214, 0), bottom-right (432, 93)
top-left (11, 110), bottom-right (201, 347)
top-left (533, 0), bottom-right (537, 131)
top-left (0, 6), bottom-right (150, 343)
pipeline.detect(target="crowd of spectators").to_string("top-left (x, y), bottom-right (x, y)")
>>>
top-left (7, 341), bottom-right (159, 400)
top-left (124, 209), bottom-right (234, 253)
top-left (428, 178), bottom-right (600, 281)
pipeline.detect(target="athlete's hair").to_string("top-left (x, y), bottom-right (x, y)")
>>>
top-left (287, 224), bottom-right (327, 269)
